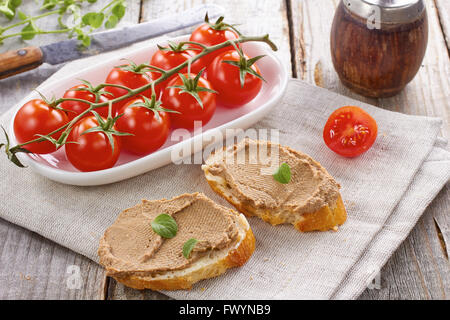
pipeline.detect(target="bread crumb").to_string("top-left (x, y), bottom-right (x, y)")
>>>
top-left (19, 272), bottom-right (33, 281)
top-left (250, 276), bottom-right (253, 280)
top-left (263, 257), bottom-right (269, 262)
top-left (332, 226), bottom-right (339, 232)
top-left (200, 287), bottom-right (206, 292)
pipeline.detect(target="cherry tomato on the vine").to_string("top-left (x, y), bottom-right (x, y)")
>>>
top-left (189, 17), bottom-right (239, 67)
top-left (115, 97), bottom-right (171, 155)
top-left (323, 106), bottom-right (378, 158)
top-left (104, 65), bottom-right (152, 113)
top-left (207, 50), bottom-right (263, 107)
top-left (161, 73), bottom-right (216, 130)
top-left (150, 43), bottom-right (202, 98)
top-left (13, 99), bottom-right (69, 154)
top-left (65, 116), bottom-right (121, 172)
top-left (60, 84), bottom-right (110, 120)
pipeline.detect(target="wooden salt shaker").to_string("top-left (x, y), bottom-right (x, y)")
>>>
top-left (330, 0), bottom-right (428, 98)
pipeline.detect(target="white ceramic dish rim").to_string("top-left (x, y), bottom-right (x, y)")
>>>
top-left (8, 36), bottom-right (289, 186)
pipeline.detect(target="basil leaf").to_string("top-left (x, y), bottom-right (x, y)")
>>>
top-left (82, 12), bottom-right (104, 29)
top-left (183, 238), bottom-right (198, 259)
top-left (273, 163), bottom-right (291, 184)
top-left (151, 214), bottom-right (178, 238)
top-left (21, 23), bottom-right (36, 40)
top-left (112, 3), bottom-right (126, 19)
top-left (105, 14), bottom-right (119, 29)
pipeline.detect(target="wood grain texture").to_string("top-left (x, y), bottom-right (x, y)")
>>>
top-left (435, 0), bottom-right (450, 51)
top-left (289, 0), bottom-right (449, 300)
top-left (0, 0), bottom-right (142, 300)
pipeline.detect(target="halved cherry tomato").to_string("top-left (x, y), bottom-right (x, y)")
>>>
top-left (65, 116), bottom-right (120, 172)
top-left (115, 97), bottom-right (171, 155)
top-left (161, 73), bottom-right (216, 130)
top-left (189, 18), bottom-right (239, 67)
top-left (60, 84), bottom-right (110, 120)
top-left (104, 66), bottom-right (152, 113)
top-left (323, 106), bottom-right (378, 157)
top-left (13, 99), bottom-right (69, 154)
top-left (150, 43), bottom-right (202, 98)
top-left (207, 50), bottom-right (263, 107)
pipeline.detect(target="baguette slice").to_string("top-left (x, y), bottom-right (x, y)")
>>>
top-left (202, 139), bottom-right (347, 232)
top-left (98, 193), bottom-right (255, 290)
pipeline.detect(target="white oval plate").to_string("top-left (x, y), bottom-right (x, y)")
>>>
top-left (8, 35), bottom-right (288, 186)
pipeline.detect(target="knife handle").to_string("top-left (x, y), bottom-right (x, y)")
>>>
top-left (0, 46), bottom-right (43, 80)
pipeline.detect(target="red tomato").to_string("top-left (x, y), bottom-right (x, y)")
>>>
top-left (207, 50), bottom-right (263, 107)
top-left (115, 98), bottom-right (171, 155)
top-left (323, 106), bottom-right (378, 157)
top-left (104, 66), bottom-right (152, 112)
top-left (60, 84), bottom-right (110, 120)
top-left (189, 22), bottom-right (239, 67)
top-left (65, 116), bottom-right (120, 172)
top-left (161, 73), bottom-right (216, 130)
top-left (13, 99), bottom-right (69, 154)
top-left (150, 45), bottom-right (202, 98)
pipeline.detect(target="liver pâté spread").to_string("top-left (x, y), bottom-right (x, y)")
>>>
top-left (98, 193), bottom-right (240, 276)
top-left (203, 139), bottom-right (341, 216)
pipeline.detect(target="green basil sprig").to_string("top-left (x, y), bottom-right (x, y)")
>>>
top-left (151, 214), bottom-right (178, 239)
top-left (273, 163), bottom-right (291, 184)
top-left (183, 238), bottom-right (198, 259)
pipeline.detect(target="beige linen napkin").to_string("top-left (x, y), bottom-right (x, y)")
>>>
top-left (0, 43), bottom-right (448, 299)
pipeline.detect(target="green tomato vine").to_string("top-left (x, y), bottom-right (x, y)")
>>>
top-left (0, 0), bottom-right (127, 46)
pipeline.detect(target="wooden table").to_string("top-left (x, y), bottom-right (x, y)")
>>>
top-left (0, 0), bottom-right (448, 300)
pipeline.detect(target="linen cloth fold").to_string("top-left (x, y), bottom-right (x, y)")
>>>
top-left (0, 49), bottom-right (448, 299)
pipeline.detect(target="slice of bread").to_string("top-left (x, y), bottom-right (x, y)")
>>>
top-left (202, 139), bottom-right (347, 232)
top-left (98, 193), bottom-right (255, 290)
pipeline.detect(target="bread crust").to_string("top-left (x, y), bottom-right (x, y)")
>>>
top-left (107, 225), bottom-right (255, 290)
top-left (205, 174), bottom-right (347, 232)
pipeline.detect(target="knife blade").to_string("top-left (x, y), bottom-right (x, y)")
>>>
top-left (0, 4), bottom-right (224, 80)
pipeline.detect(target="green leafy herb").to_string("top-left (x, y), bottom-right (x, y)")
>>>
top-left (273, 163), bottom-right (291, 184)
top-left (151, 214), bottom-right (178, 239)
top-left (183, 238), bottom-right (198, 259)
top-left (0, 0), bottom-right (127, 47)
top-left (0, 0), bottom-right (21, 20)
top-left (82, 12), bottom-right (105, 29)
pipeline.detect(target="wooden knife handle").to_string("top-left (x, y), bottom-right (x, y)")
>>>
top-left (0, 46), bottom-right (44, 80)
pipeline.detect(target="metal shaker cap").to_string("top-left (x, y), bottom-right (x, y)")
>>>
top-left (343, 0), bottom-right (425, 24)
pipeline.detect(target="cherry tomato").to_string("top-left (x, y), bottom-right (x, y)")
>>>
top-left (104, 67), bottom-right (152, 113)
top-left (207, 50), bottom-right (263, 107)
top-left (115, 98), bottom-right (171, 155)
top-left (161, 73), bottom-right (216, 130)
top-left (13, 99), bottom-right (69, 154)
top-left (150, 45), bottom-right (202, 98)
top-left (323, 106), bottom-right (378, 157)
top-left (65, 116), bottom-right (120, 172)
top-left (189, 23), bottom-right (238, 67)
top-left (60, 84), bottom-right (110, 120)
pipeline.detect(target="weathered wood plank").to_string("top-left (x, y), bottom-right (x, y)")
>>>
top-left (0, 0), bottom-right (142, 300)
top-left (289, 0), bottom-right (449, 300)
top-left (0, 219), bottom-right (107, 299)
top-left (106, 0), bottom-right (293, 300)
top-left (435, 0), bottom-right (450, 51)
